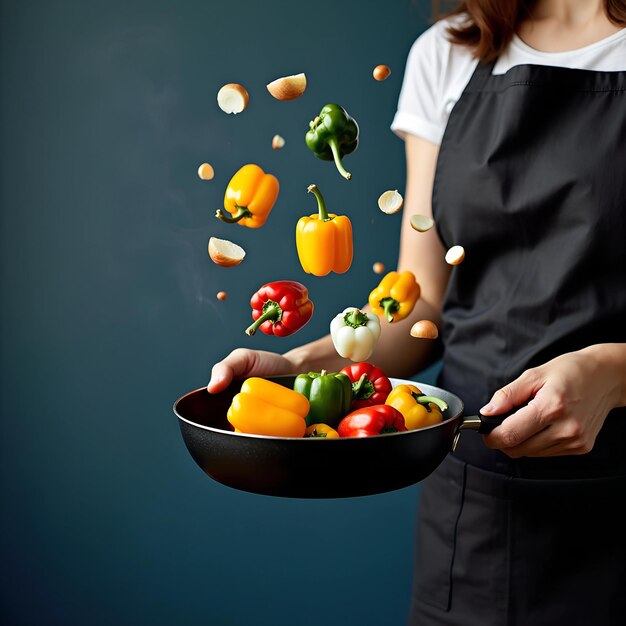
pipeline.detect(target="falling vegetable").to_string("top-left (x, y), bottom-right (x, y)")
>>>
top-left (368, 271), bottom-right (421, 323)
top-left (340, 362), bottom-right (393, 411)
top-left (216, 164), bottom-right (279, 228)
top-left (385, 384), bottom-right (448, 430)
top-left (410, 320), bottom-right (439, 339)
top-left (293, 370), bottom-right (353, 428)
top-left (372, 65), bottom-right (391, 81)
top-left (305, 104), bottom-right (359, 180)
top-left (445, 245), bottom-right (465, 265)
top-left (373, 262), bottom-right (385, 274)
top-left (208, 237), bottom-right (246, 267)
top-left (198, 163), bottom-right (215, 180)
top-left (266, 73), bottom-right (307, 100)
top-left (217, 83), bottom-right (249, 114)
top-left (410, 214), bottom-right (435, 232)
top-left (337, 404), bottom-right (407, 438)
top-left (227, 377), bottom-right (309, 438)
top-left (296, 184), bottom-right (353, 276)
top-left (245, 280), bottom-right (313, 337)
top-left (272, 134), bottom-right (285, 150)
top-left (216, 291), bottom-right (227, 301)
top-left (330, 307), bottom-right (381, 362)
top-left (378, 189), bottom-right (404, 214)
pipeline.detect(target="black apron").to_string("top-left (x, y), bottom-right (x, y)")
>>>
top-left (409, 59), bottom-right (626, 626)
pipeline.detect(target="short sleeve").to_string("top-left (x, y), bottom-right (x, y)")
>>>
top-left (391, 21), bottom-right (450, 145)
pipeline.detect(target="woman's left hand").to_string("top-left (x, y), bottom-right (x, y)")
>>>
top-left (480, 344), bottom-right (626, 458)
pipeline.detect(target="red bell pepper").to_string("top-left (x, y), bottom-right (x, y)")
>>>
top-left (337, 404), bottom-right (406, 438)
top-left (340, 361), bottom-right (392, 410)
top-left (245, 280), bottom-right (314, 337)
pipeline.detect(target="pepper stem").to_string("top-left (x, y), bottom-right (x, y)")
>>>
top-left (327, 137), bottom-right (352, 180)
top-left (416, 395), bottom-right (449, 412)
top-left (379, 297), bottom-right (400, 323)
top-left (343, 308), bottom-right (370, 328)
top-left (245, 300), bottom-right (282, 336)
top-left (307, 184), bottom-right (331, 221)
top-left (352, 373), bottom-right (375, 401)
top-left (215, 204), bottom-right (252, 224)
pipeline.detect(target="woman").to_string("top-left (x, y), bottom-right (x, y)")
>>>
top-left (209, 1), bottom-right (626, 623)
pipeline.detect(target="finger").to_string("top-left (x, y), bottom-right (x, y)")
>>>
top-left (207, 348), bottom-right (255, 394)
top-left (498, 427), bottom-right (591, 458)
top-left (480, 369), bottom-right (541, 415)
top-left (483, 400), bottom-right (547, 450)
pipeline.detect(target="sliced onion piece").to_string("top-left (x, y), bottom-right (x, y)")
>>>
top-left (266, 73), bottom-right (307, 101)
top-left (378, 189), bottom-right (404, 214)
top-left (445, 245), bottom-right (465, 265)
top-left (410, 214), bottom-right (434, 232)
top-left (208, 237), bottom-right (246, 267)
top-left (410, 320), bottom-right (439, 339)
top-left (217, 83), bottom-right (249, 114)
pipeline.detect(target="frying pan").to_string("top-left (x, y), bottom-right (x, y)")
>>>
top-left (173, 376), bottom-right (509, 499)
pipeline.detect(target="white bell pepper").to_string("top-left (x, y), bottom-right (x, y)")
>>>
top-left (330, 307), bottom-right (381, 362)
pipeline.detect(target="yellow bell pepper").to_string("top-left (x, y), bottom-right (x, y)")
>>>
top-left (304, 423), bottom-right (340, 438)
top-left (216, 164), bottom-right (279, 228)
top-left (227, 377), bottom-right (309, 437)
top-left (368, 271), bottom-right (420, 323)
top-left (296, 184), bottom-right (353, 276)
top-left (385, 384), bottom-right (448, 430)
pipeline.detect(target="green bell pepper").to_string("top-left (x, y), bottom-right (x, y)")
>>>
top-left (293, 369), bottom-right (353, 428)
top-left (305, 104), bottom-right (359, 180)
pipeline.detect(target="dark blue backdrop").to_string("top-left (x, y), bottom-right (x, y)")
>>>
top-left (0, 1), bottom-right (440, 624)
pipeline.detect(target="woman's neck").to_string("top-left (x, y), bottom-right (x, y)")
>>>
top-left (518, 0), bottom-right (623, 52)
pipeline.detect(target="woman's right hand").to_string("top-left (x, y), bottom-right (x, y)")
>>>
top-left (207, 348), bottom-right (298, 394)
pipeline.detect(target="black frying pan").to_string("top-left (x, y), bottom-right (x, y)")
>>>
top-left (173, 376), bottom-right (508, 498)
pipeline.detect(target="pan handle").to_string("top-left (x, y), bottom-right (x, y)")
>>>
top-left (460, 408), bottom-right (519, 434)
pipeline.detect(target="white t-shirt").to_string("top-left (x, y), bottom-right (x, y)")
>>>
top-left (391, 17), bottom-right (626, 145)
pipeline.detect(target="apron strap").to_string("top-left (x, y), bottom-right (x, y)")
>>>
top-left (464, 59), bottom-right (498, 93)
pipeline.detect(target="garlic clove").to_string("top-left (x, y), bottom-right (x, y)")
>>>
top-left (197, 162), bottom-right (215, 180)
top-left (272, 134), bottom-right (285, 150)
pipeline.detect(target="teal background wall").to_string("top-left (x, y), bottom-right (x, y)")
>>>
top-left (1, 1), bottom-right (439, 624)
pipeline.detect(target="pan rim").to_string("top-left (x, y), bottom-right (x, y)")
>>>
top-left (173, 378), bottom-right (465, 442)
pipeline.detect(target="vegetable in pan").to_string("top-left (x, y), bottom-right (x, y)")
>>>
top-left (227, 377), bottom-right (309, 438)
top-left (293, 369), bottom-right (353, 428)
top-left (304, 424), bottom-right (340, 439)
top-left (385, 384), bottom-right (448, 430)
top-left (340, 362), bottom-right (392, 410)
top-left (337, 404), bottom-right (407, 438)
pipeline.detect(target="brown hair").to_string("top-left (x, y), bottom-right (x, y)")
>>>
top-left (434, 1), bottom-right (626, 62)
